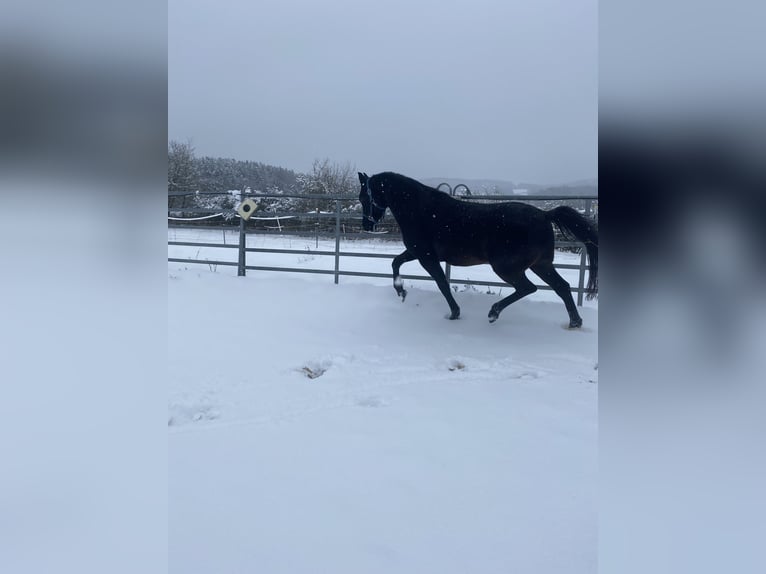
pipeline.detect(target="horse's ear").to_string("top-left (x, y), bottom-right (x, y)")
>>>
top-left (358, 172), bottom-right (367, 183)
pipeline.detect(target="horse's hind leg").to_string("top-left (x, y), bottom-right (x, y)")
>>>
top-left (392, 249), bottom-right (416, 301)
top-left (488, 266), bottom-right (537, 323)
top-left (530, 261), bottom-right (582, 328)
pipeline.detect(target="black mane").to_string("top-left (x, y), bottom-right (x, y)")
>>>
top-left (377, 171), bottom-right (442, 195)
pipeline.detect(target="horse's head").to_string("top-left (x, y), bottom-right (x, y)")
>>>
top-left (358, 172), bottom-right (387, 231)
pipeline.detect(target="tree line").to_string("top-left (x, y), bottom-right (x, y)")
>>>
top-left (168, 140), bottom-right (356, 196)
top-left (168, 140), bottom-right (362, 219)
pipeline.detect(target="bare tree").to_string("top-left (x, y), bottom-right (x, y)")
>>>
top-left (292, 158), bottom-right (357, 214)
top-left (168, 139), bottom-right (198, 192)
top-left (302, 158), bottom-right (356, 196)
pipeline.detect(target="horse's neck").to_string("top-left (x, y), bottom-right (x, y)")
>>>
top-left (386, 185), bottom-right (433, 223)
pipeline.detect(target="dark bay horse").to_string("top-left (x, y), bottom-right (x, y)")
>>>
top-left (358, 171), bottom-right (598, 327)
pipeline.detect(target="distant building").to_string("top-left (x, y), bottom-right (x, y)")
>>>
top-left (512, 188), bottom-right (529, 196)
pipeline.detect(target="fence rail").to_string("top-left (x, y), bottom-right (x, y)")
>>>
top-left (168, 191), bottom-right (597, 305)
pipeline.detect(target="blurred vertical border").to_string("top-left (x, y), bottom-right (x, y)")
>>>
top-left (0, 2), bottom-right (167, 574)
top-left (600, 1), bottom-right (765, 572)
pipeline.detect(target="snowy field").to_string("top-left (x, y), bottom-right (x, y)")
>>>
top-left (168, 230), bottom-right (598, 573)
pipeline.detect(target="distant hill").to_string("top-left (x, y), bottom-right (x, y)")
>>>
top-left (537, 183), bottom-right (598, 197)
top-left (421, 177), bottom-right (596, 197)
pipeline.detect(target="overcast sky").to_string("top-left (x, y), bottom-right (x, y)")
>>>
top-left (169, 0), bottom-right (596, 185)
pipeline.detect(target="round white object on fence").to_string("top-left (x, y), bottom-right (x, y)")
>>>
top-left (237, 199), bottom-right (258, 221)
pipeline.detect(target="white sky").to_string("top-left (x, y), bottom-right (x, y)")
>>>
top-left (169, 0), bottom-right (597, 185)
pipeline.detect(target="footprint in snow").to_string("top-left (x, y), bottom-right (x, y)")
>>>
top-left (448, 359), bottom-right (466, 371)
top-left (512, 370), bottom-right (546, 380)
top-left (299, 358), bottom-right (333, 379)
top-left (299, 354), bottom-right (356, 379)
top-left (301, 365), bottom-right (326, 379)
top-left (168, 405), bottom-right (220, 426)
top-left (355, 396), bottom-right (389, 408)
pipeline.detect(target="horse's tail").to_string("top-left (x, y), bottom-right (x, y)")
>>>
top-left (546, 206), bottom-right (598, 299)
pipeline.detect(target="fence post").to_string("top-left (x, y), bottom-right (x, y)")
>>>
top-left (576, 199), bottom-right (593, 305)
top-left (444, 185), bottom-right (455, 287)
top-left (238, 189), bottom-right (247, 277)
top-left (334, 199), bottom-right (341, 284)
top-left (576, 249), bottom-right (586, 306)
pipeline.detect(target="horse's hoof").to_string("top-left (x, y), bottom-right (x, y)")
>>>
top-left (400, 289), bottom-right (407, 302)
top-left (569, 318), bottom-right (583, 329)
top-left (446, 310), bottom-right (460, 320)
top-left (488, 314), bottom-right (498, 323)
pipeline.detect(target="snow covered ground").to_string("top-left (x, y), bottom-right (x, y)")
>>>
top-left (168, 231), bottom-right (598, 573)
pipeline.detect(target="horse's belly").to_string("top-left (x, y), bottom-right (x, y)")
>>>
top-left (446, 254), bottom-right (486, 266)
top-left (434, 242), bottom-right (487, 266)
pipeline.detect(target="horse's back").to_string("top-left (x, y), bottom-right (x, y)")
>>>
top-left (424, 196), bottom-right (554, 265)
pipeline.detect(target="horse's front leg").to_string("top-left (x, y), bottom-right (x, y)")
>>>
top-left (418, 256), bottom-right (460, 320)
top-left (392, 249), bottom-right (416, 301)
